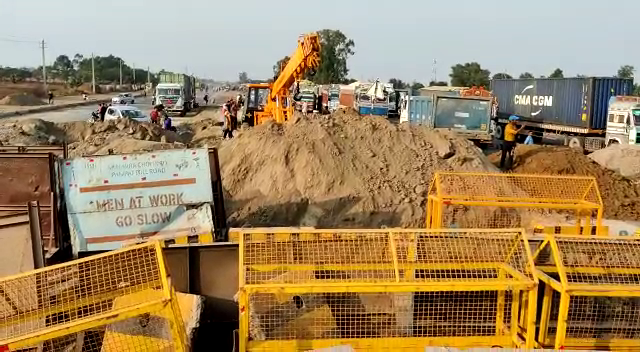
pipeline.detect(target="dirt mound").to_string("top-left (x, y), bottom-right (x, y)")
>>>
top-left (0, 118), bottom-right (186, 156)
top-left (491, 145), bottom-right (640, 220)
top-left (219, 112), bottom-right (497, 228)
top-left (0, 93), bottom-right (46, 106)
top-left (60, 118), bottom-right (186, 156)
top-left (589, 144), bottom-right (640, 179)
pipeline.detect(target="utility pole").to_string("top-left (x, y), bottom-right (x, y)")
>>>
top-left (132, 63), bottom-right (136, 84)
top-left (119, 59), bottom-right (123, 86)
top-left (147, 66), bottom-right (150, 84)
top-left (40, 39), bottom-right (47, 93)
top-left (431, 59), bottom-right (437, 85)
top-left (91, 53), bottom-right (96, 94)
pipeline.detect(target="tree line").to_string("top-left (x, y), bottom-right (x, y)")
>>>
top-left (0, 54), bottom-right (159, 86)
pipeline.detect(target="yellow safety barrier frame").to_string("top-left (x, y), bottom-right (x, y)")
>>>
top-left (237, 228), bottom-right (538, 351)
top-left (0, 242), bottom-right (187, 351)
top-left (534, 235), bottom-right (640, 350)
top-left (426, 172), bottom-right (604, 235)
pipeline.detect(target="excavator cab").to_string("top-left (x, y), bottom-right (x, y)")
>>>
top-left (244, 84), bottom-right (270, 127)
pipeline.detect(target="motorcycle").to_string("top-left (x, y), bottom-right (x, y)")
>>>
top-left (88, 110), bottom-right (101, 123)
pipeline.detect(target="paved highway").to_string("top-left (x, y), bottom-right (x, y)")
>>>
top-left (14, 96), bottom-right (156, 123)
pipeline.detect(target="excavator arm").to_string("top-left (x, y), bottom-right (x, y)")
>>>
top-left (250, 32), bottom-right (321, 125)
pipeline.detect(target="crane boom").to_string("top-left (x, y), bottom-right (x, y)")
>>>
top-left (248, 32), bottom-right (321, 125)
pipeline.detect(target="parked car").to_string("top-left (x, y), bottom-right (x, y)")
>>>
top-left (111, 93), bottom-right (135, 104)
top-left (104, 105), bottom-right (150, 123)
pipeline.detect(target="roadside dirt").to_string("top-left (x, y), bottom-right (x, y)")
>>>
top-left (219, 110), bottom-right (497, 228)
top-left (489, 145), bottom-right (640, 220)
top-left (589, 144), bottom-right (640, 179)
top-left (0, 93), bottom-right (46, 106)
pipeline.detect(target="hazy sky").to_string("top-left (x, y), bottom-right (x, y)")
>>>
top-left (0, 0), bottom-right (636, 82)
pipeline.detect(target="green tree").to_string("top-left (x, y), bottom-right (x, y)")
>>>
top-left (617, 65), bottom-right (635, 79)
top-left (238, 71), bottom-right (249, 83)
top-left (52, 55), bottom-right (74, 82)
top-left (312, 29), bottom-right (355, 85)
top-left (492, 73), bottom-right (512, 79)
top-left (549, 68), bottom-right (564, 78)
top-left (272, 56), bottom-right (290, 78)
top-left (429, 81), bottom-right (448, 86)
top-left (388, 78), bottom-right (407, 89)
top-left (449, 62), bottom-right (490, 87)
top-left (410, 81), bottom-right (425, 90)
top-left (519, 72), bottom-right (534, 79)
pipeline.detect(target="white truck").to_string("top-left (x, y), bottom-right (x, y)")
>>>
top-left (154, 73), bottom-right (196, 116)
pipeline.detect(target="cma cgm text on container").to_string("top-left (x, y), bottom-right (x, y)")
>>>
top-left (491, 77), bottom-right (634, 151)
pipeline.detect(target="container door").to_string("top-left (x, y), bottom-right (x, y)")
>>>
top-left (409, 96), bottom-right (432, 126)
top-left (434, 97), bottom-right (491, 132)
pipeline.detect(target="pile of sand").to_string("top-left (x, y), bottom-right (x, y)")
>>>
top-left (0, 118), bottom-right (187, 157)
top-left (0, 93), bottom-right (46, 106)
top-left (60, 118), bottom-right (186, 156)
top-left (491, 145), bottom-right (640, 220)
top-left (589, 144), bottom-right (640, 179)
top-left (219, 111), bottom-right (497, 228)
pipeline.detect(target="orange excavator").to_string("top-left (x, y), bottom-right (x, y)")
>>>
top-left (244, 33), bottom-right (321, 126)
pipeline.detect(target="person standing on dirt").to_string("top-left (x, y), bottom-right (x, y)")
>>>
top-left (500, 115), bottom-right (526, 170)
top-left (99, 103), bottom-right (108, 122)
top-left (230, 100), bottom-right (239, 131)
top-left (47, 91), bottom-right (54, 105)
top-left (222, 100), bottom-right (233, 139)
top-left (203, 94), bottom-right (209, 106)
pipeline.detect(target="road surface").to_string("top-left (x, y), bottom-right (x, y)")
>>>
top-left (13, 96), bottom-right (155, 123)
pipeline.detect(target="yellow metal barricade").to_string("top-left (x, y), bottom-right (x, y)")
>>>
top-left (534, 235), bottom-right (640, 350)
top-left (237, 228), bottom-right (538, 351)
top-left (0, 242), bottom-right (186, 351)
top-left (426, 172), bottom-right (604, 235)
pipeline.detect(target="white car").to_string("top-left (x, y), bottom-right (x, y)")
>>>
top-left (104, 105), bottom-right (150, 123)
top-left (111, 93), bottom-right (135, 104)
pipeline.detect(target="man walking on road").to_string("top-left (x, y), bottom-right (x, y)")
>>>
top-left (203, 94), bottom-right (209, 106)
top-left (500, 115), bottom-right (525, 170)
top-left (222, 99), bottom-right (234, 139)
top-left (47, 91), bottom-right (54, 105)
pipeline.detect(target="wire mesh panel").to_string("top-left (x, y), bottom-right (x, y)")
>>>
top-left (535, 236), bottom-right (640, 350)
top-left (0, 242), bottom-right (186, 351)
top-left (426, 172), bottom-right (604, 234)
top-left (237, 228), bottom-right (538, 351)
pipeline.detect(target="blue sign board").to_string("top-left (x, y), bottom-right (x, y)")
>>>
top-left (62, 148), bottom-right (214, 254)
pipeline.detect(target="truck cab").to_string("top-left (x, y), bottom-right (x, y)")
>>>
top-left (155, 83), bottom-right (190, 116)
top-left (606, 96), bottom-right (640, 146)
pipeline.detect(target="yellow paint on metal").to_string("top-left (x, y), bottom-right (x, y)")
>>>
top-left (237, 228), bottom-right (537, 350)
top-left (425, 172), bottom-right (604, 234)
top-left (535, 235), bottom-right (640, 349)
top-left (0, 242), bottom-right (186, 352)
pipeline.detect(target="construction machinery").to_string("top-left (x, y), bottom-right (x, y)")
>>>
top-left (244, 33), bottom-right (321, 126)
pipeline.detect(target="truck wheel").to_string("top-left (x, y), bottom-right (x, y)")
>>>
top-left (568, 136), bottom-right (584, 152)
top-left (495, 124), bottom-right (505, 140)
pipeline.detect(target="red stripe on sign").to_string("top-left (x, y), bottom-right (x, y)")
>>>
top-left (103, 180), bottom-right (109, 184)
top-left (79, 178), bottom-right (196, 193)
top-left (141, 177), bottom-right (146, 181)
top-left (65, 161), bottom-right (71, 165)
top-left (86, 227), bottom-right (199, 244)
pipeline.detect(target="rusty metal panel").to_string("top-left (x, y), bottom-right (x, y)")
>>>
top-left (62, 148), bottom-right (214, 254)
top-left (0, 212), bottom-right (34, 276)
top-left (0, 144), bottom-right (67, 158)
top-left (0, 153), bottom-right (53, 206)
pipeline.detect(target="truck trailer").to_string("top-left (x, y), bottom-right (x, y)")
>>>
top-left (155, 73), bottom-right (196, 116)
top-left (400, 91), bottom-right (494, 144)
top-left (491, 77), bottom-right (634, 150)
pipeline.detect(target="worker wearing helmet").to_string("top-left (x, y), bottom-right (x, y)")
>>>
top-left (500, 115), bottom-right (526, 170)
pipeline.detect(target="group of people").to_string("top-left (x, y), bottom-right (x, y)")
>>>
top-left (151, 104), bottom-right (175, 131)
top-left (222, 97), bottom-right (240, 139)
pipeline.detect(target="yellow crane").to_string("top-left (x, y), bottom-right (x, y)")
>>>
top-left (244, 33), bottom-right (321, 126)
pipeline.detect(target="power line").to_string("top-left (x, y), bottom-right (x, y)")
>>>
top-left (0, 36), bottom-right (40, 44)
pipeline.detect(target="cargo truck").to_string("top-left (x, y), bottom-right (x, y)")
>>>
top-left (400, 90), bottom-right (494, 144)
top-left (154, 73), bottom-right (196, 116)
top-left (491, 77), bottom-right (634, 151)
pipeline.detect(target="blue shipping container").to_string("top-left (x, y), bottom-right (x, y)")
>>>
top-left (408, 95), bottom-right (433, 125)
top-left (491, 77), bottom-right (633, 131)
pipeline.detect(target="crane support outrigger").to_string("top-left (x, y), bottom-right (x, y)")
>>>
top-left (244, 33), bottom-right (321, 126)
